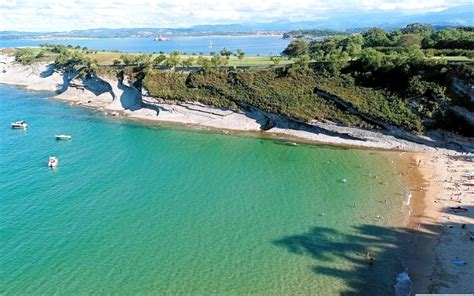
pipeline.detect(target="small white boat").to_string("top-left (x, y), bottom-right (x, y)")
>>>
top-left (48, 156), bottom-right (58, 168)
top-left (11, 120), bottom-right (28, 129)
top-left (55, 134), bottom-right (72, 141)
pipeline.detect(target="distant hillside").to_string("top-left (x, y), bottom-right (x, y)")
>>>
top-left (0, 5), bottom-right (472, 39)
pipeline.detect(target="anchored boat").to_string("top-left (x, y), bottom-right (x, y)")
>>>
top-left (11, 120), bottom-right (28, 129)
top-left (55, 134), bottom-right (72, 141)
top-left (48, 156), bottom-right (58, 168)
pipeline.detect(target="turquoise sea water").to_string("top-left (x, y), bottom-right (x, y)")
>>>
top-left (0, 36), bottom-right (289, 56)
top-left (0, 84), bottom-right (409, 295)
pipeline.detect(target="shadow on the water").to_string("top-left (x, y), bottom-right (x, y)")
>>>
top-left (273, 205), bottom-right (474, 295)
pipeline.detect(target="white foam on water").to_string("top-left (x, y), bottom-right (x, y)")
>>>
top-left (401, 187), bottom-right (413, 225)
top-left (403, 188), bottom-right (412, 206)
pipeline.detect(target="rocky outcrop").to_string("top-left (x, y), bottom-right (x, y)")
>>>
top-left (451, 76), bottom-right (474, 102)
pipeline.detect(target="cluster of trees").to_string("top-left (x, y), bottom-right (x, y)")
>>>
top-left (115, 49), bottom-right (241, 73)
top-left (277, 24), bottom-right (473, 134)
top-left (14, 48), bottom-right (38, 65)
top-left (282, 25), bottom-right (473, 63)
top-left (114, 51), bottom-right (228, 71)
top-left (283, 29), bottom-right (354, 39)
top-left (53, 50), bottom-right (98, 77)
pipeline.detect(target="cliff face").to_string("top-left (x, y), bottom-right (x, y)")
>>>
top-left (56, 72), bottom-right (142, 112)
top-left (0, 55), bottom-right (143, 112)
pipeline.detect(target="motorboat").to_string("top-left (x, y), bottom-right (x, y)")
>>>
top-left (11, 120), bottom-right (28, 129)
top-left (55, 134), bottom-right (72, 141)
top-left (48, 156), bottom-right (58, 168)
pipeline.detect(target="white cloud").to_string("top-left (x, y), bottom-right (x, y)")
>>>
top-left (0, 0), bottom-right (471, 31)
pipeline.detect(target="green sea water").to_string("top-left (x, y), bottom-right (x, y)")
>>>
top-left (0, 84), bottom-right (410, 295)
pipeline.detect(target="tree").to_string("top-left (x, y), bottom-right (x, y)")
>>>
top-left (288, 55), bottom-right (311, 75)
top-left (181, 57), bottom-right (195, 67)
top-left (120, 54), bottom-right (137, 65)
top-left (164, 51), bottom-right (180, 68)
top-left (362, 28), bottom-right (391, 47)
top-left (398, 34), bottom-right (423, 48)
top-left (282, 38), bottom-right (309, 57)
top-left (236, 49), bottom-right (245, 60)
top-left (342, 35), bottom-right (363, 58)
top-left (196, 56), bottom-right (212, 73)
top-left (270, 56), bottom-right (282, 65)
top-left (220, 47), bottom-right (233, 56)
top-left (153, 54), bottom-right (166, 65)
top-left (14, 48), bottom-right (35, 65)
top-left (359, 48), bottom-right (384, 71)
top-left (36, 50), bottom-right (46, 59)
top-left (210, 55), bottom-right (223, 67)
top-left (136, 54), bottom-right (153, 68)
top-left (402, 23), bottom-right (434, 38)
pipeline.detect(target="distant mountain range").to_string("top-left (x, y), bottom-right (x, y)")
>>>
top-left (1, 5), bottom-right (472, 39)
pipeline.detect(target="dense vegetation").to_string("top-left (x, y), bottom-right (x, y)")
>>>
top-left (141, 25), bottom-right (473, 135)
top-left (144, 69), bottom-right (369, 126)
top-left (277, 25), bottom-right (473, 134)
top-left (12, 24), bottom-right (474, 137)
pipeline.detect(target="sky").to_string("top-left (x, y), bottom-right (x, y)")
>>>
top-left (0, 0), bottom-right (472, 32)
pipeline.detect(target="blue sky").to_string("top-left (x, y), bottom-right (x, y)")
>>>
top-left (0, 0), bottom-right (472, 32)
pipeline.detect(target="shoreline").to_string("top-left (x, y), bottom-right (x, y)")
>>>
top-left (395, 153), bottom-right (441, 295)
top-left (396, 152), bottom-right (474, 294)
top-left (2, 54), bottom-right (469, 153)
top-left (1, 55), bottom-right (473, 294)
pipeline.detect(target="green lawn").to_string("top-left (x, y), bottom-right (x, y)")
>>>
top-left (430, 56), bottom-right (474, 62)
top-left (5, 47), bottom-right (292, 67)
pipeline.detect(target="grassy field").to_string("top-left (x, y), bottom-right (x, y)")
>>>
top-left (431, 56), bottom-right (474, 62)
top-left (2, 47), bottom-right (293, 67)
top-left (4, 46), bottom-right (472, 68)
top-left (80, 52), bottom-right (294, 67)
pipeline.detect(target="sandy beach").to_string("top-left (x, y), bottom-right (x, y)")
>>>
top-left (397, 152), bottom-right (474, 294)
top-left (1, 54), bottom-right (473, 294)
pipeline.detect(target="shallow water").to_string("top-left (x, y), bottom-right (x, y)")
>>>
top-left (0, 36), bottom-right (289, 56)
top-left (1, 84), bottom-right (409, 295)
